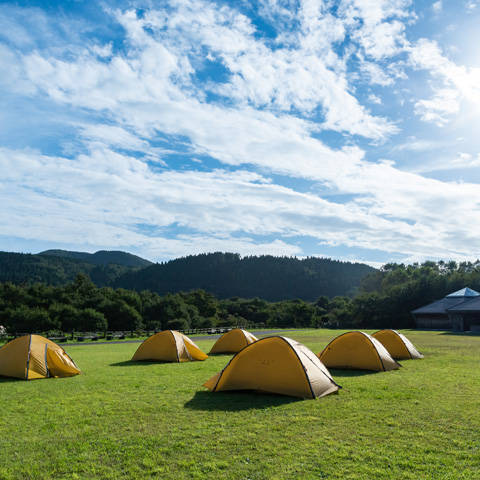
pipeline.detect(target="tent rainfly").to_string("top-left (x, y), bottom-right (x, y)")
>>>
top-left (318, 331), bottom-right (401, 371)
top-left (0, 334), bottom-right (82, 380)
top-left (372, 329), bottom-right (423, 360)
top-left (203, 336), bottom-right (341, 399)
top-left (131, 330), bottom-right (208, 362)
top-left (208, 328), bottom-right (258, 354)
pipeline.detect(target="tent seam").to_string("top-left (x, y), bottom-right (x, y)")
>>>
top-left (168, 330), bottom-right (180, 362)
top-left (26, 334), bottom-right (33, 380)
top-left (278, 337), bottom-right (315, 399)
top-left (182, 338), bottom-right (194, 361)
top-left (45, 344), bottom-right (50, 378)
top-left (367, 335), bottom-right (387, 372)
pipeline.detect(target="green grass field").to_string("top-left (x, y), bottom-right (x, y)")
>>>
top-left (1, 329), bottom-right (479, 479)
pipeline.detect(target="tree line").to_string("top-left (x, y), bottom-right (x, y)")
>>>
top-left (345, 259), bottom-right (480, 329)
top-left (2, 259), bottom-right (480, 335)
top-left (0, 274), bottom-right (331, 334)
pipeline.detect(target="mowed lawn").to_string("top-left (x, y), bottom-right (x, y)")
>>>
top-left (1, 330), bottom-right (479, 479)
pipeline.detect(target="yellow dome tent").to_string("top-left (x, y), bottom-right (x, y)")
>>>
top-left (0, 335), bottom-right (82, 380)
top-left (203, 336), bottom-right (341, 399)
top-left (209, 328), bottom-right (258, 354)
top-left (318, 331), bottom-right (401, 371)
top-left (372, 329), bottom-right (423, 360)
top-left (132, 330), bottom-right (208, 362)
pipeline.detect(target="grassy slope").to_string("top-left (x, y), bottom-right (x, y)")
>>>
top-left (0, 330), bottom-right (479, 479)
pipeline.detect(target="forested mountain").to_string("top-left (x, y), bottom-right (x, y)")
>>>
top-left (0, 250), bottom-right (375, 301)
top-left (111, 252), bottom-right (376, 301)
top-left (0, 251), bottom-right (137, 287)
top-left (40, 249), bottom-right (153, 268)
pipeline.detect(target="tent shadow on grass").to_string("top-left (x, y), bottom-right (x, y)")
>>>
top-left (110, 360), bottom-right (171, 367)
top-left (326, 369), bottom-right (382, 378)
top-left (184, 390), bottom-right (302, 412)
top-left (0, 376), bottom-right (24, 383)
top-left (440, 331), bottom-right (480, 336)
top-left (206, 353), bottom-right (236, 356)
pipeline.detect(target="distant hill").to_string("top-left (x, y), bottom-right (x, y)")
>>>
top-left (111, 252), bottom-right (376, 301)
top-left (0, 250), bottom-right (149, 287)
top-left (40, 249), bottom-right (153, 268)
top-left (0, 251), bottom-right (95, 286)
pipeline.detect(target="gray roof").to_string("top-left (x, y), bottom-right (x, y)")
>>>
top-left (411, 287), bottom-right (480, 315)
top-left (446, 287), bottom-right (480, 298)
top-left (446, 295), bottom-right (480, 313)
top-left (411, 297), bottom-right (471, 315)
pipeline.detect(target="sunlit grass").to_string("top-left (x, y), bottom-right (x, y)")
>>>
top-left (1, 329), bottom-right (479, 479)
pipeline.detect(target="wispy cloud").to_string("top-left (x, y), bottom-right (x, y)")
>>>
top-left (408, 38), bottom-right (480, 124)
top-left (432, 1), bottom-right (442, 14)
top-left (414, 88), bottom-right (460, 126)
top-left (412, 152), bottom-right (480, 173)
top-left (2, 140), bottom-right (480, 262)
top-left (466, 1), bottom-right (477, 13)
top-left (391, 137), bottom-right (443, 153)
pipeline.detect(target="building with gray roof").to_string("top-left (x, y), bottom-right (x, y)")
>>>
top-left (411, 287), bottom-right (480, 331)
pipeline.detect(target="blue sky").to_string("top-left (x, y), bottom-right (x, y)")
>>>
top-left (1, 0), bottom-right (480, 267)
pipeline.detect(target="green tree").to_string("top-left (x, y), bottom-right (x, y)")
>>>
top-left (77, 308), bottom-right (108, 331)
top-left (6, 306), bottom-right (59, 333)
top-left (48, 303), bottom-right (80, 332)
top-left (182, 290), bottom-right (219, 320)
top-left (99, 300), bottom-right (143, 331)
top-left (166, 318), bottom-right (189, 330)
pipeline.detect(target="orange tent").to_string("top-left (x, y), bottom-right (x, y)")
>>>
top-left (319, 331), bottom-right (401, 371)
top-left (372, 329), bottom-right (423, 360)
top-left (204, 336), bottom-right (340, 399)
top-left (132, 330), bottom-right (208, 362)
top-left (209, 329), bottom-right (258, 354)
top-left (0, 335), bottom-right (82, 380)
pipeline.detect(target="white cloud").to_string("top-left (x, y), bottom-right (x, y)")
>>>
top-left (354, 19), bottom-right (408, 60)
top-left (414, 88), bottom-right (460, 125)
top-left (414, 152), bottom-right (480, 173)
top-left (391, 137), bottom-right (442, 152)
top-left (77, 123), bottom-right (167, 164)
top-left (367, 93), bottom-right (382, 104)
top-left (125, 1), bottom-right (396, 140)
top-left (90, 43), bottom-right (113, 59)
top-left (2, 137), bottom-right (480, 263)
top-left (339, 0), bottom-right (413, 60)
top-left (0, 146), bottom-right (369, 259)
top-left (432, 1), bottom-right (442, 14)
top-left (0, 5), bottom-right (51, 49)
top-left (0, 44), bottom-right (37, 95)
top-left (454, 152), bottom-right (480, 167)
top-left (358, 57), bottom-right (395, 86)
top-left (0, 1), bottom-right (402, 147)
top-left (466, 1), bottom-right (477, 12)
top-left (408, 39), bottom-right (480, 124)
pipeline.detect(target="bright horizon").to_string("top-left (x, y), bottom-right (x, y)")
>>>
top-left (2, 0), bottom-right (480, 268)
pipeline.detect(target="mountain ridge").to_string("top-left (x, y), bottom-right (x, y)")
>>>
top-left (39, 249), bottom-right (153, 268)
top-left (111, 252), bottom-right (376, 301)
